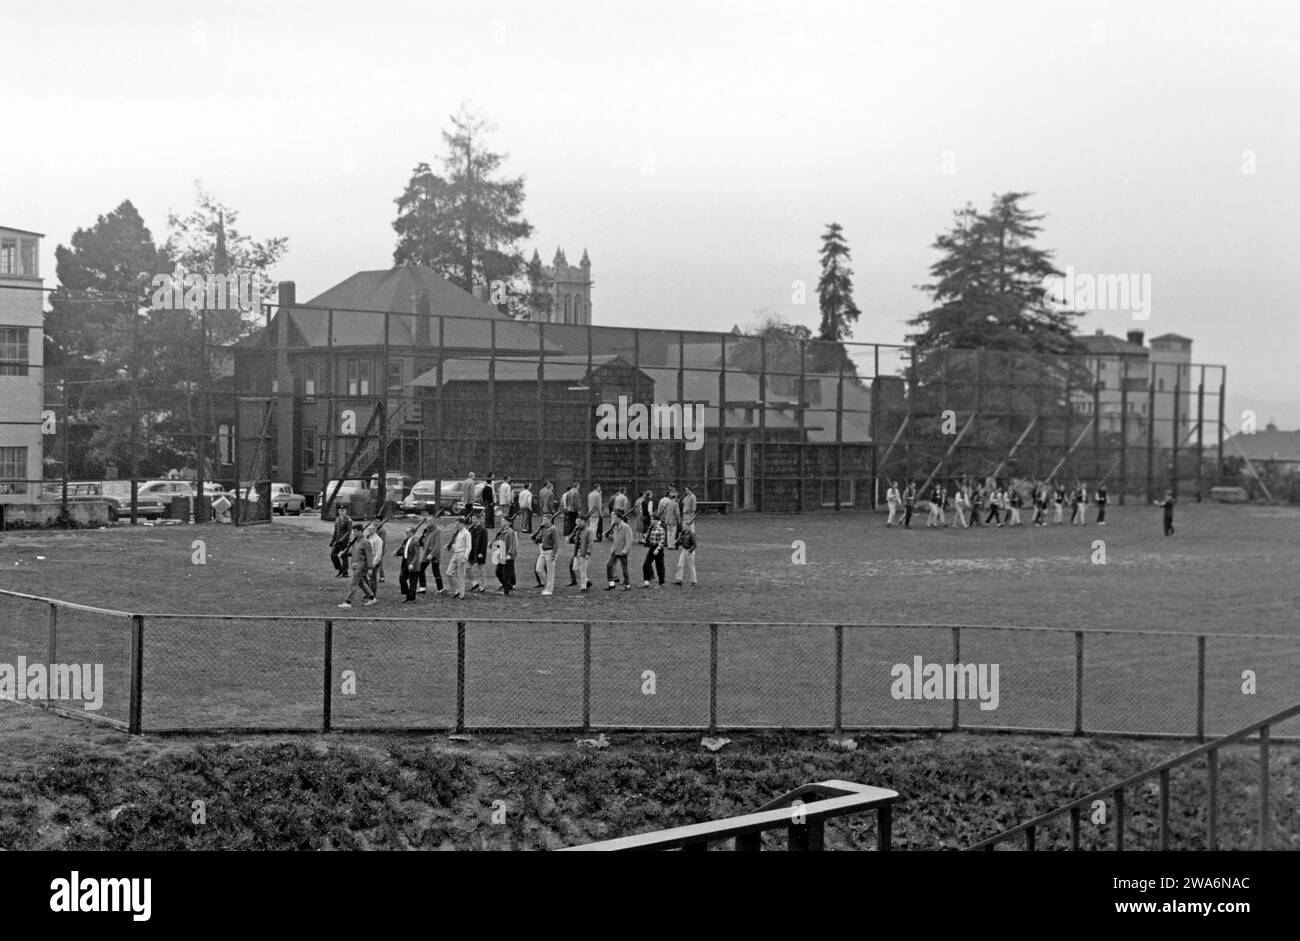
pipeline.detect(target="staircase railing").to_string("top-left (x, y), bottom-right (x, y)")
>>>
top-left (562, 779), bottom-right (898, 851)
top-left (968, 702), bottom-right (1300, 851)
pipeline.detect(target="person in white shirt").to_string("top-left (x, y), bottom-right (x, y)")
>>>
top-left (447, 517), bottom-right (472, 599)
top-left (366, 523), bottom-right (385, 595)
top-left (886, 481), bottom-right (901, 527)
top-left (518, 483), bottom-right (533, 531)
top-left (498, 477), bottom-right (513, 520)
top-left (952, 485), bottom-right (969, 528)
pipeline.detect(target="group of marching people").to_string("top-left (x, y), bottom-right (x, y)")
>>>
top-left (329, 479), bottom-right (701, 606)
top-left (884, 478), bottom-right (1110, 529)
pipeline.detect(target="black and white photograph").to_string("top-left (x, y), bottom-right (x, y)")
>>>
top-left (0, 0), bottom-right (1296, 921)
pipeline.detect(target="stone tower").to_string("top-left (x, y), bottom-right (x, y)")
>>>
top-left (541, 247), bottom-right (592, 325)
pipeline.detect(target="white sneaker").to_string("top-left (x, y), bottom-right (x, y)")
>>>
top-left (541, 590), bottom-right (553, 596)
top-left (338, 602), bottom-right (352, 608)
top-left (363, 599), bottom-right (378, 606)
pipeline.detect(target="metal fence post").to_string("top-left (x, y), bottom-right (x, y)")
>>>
top-left (951, 627), bottom-right (961, 731)
top-left (709, 623), bottom-right (718, 732)
top-left (46, 603), bottom-right (57, 705)
top-left (456, 620), bottom-right (466, 734)
top-left (322, 619), bottom-right (333, 733)
top-left (1196, 635), bottom-right (1206, 741)
top-left (1206, 748), bottom-right (1219, 850)
top-left (1258, 725), bottom-right (1270, 850)
top-left (877, 805), bottom-right (892, 851)
top-left (1114, 788), bottom-right (1125, 851)
top-left (1074, 631), bottom-right (1084, 735)
top-left (834, 625), bottom-right (843, 735)
top-left (129, 614), bottom-right (144, 734)
top-left (582, 622), bottom-right (592, 732)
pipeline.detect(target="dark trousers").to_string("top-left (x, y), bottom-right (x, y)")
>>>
top-left (1097, 505), bottom-right (1106, 524)
top-left (563, 511), bottom-right (577, 536)
top-left (418, 556), bottom-right (443, 591)
top-left (331, 543), bottom-right (349, 574)
top-left (985, 506), bottom-right (1000, 525)
top-left (399, 564), bottom-right (419, 601)
top-left (903, 505), bottom-right (913, 527)
top-left (522, 508), bottom-right (532, 531)
top-left (1070, 503), bottom-right (1081, 523)
top-left (496, 560), bottom-right (516, 594)
top-left (484, 506), bottom-right (495, 528)
top-left (345, 567), bottom-right (374, 605)
top-left (606, 554), bottom-right (629, 585)
top-left (642, 549), bottom-right (665, 584)
top-left (1163, 514), bottom-right (1174, 536)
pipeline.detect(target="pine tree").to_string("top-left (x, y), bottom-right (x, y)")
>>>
top-left (816, 223), bottom-right (861, 342)
top-left (393, 106), bottom-right (533, 295)
top-left (909, 192), bottom-right (1076, 355)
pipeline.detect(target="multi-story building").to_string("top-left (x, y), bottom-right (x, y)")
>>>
top-left (0, 225), bottom-right (45, 505)
top-left (528, 247), bottom-right (592, 324)
top-left (1075, 328), bottom-right (1196, 448)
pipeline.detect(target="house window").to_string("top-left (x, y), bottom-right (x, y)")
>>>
top-left (318, 435), bottom-right (329, 467)
top-left (0, 327), bottom-right (29, 376)
top-left (303, 363), bottom-right (316, 397)
top-left (346, 358), bottom-right (371, 396)
top-left (303, 428), bottom-right (317, 470)
top-left (0, 447), bottom-right (28, 494)
top-left (387, 360), bottom-right (403, 391)
top-left (19, 240), bottom-right (37, 277)
top-left (1157, 378), bottom-right (1164, 392)
top-left (0, 240), bottom-right (15, 275)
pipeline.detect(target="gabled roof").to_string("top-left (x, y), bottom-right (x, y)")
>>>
top-left (1078, 333), bottom-right (1148, 356)
top-left (1149, 333), bottom-right (1193, 344)
top-left (1224, 428), bottom-right (1300, 462)
top-left (304, 266), bottom-right (504, 319)
top-left (0, 225), bottom-right (44, 238)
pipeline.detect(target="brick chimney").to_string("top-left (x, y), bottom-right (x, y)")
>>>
top-left (1126, 329), bottom-right (1145, 347)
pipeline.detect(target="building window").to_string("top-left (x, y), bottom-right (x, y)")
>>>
top-left (303, 363), bottom-right (316, 397)
top-left (564, 295), bottom-right (572, 323)
top-left (346, 358), bottom-right (371, 396)
top-left (0, 327), bottom-right (29, 376)
top-left (0, 240), bottom-right (15, 275)
top-left (1158, 378), bottom-right (1164, 392)
top-left (19, 240), bottom-right (37, 277)
top-left (318, 436), bottom-right (329, 467)
top-left (217, 424), bottom-right (233, 465)
top-left (387, 360), bottom-right (403, 391)
top-left (303, 428), bottom-right (317, 470)
top-left (0, 447), bottom-right (28, 494)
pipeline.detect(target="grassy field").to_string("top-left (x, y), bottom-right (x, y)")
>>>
top-left (1, 502), bottom-right (1298, 736)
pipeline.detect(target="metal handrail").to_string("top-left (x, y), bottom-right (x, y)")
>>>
top-left (968, 701), bottom-right (1300, 851)
top-left (561, 779), bottom-right (898, 851)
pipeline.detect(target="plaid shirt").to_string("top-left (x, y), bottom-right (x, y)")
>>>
top-left (644, 522), bottom-right (666, 552)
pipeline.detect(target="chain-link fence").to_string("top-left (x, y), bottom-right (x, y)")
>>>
top-left (0, 589), bottom-right (135, 728)
top-left (2, 607), bottom-right (1279, 738)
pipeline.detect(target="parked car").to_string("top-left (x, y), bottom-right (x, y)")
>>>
top-left (269, 483), bottom-right (306, 515)
top-left (369, 472), bottom-right (415, 504)
top-left (318, 478), bottom-right (370, 510)
top-left (401, 479), bottom-right (465, 513)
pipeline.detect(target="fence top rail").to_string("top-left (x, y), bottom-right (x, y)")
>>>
top-left (966, 700), bottom-right (1300, 850)
top-left (0, 588), bottom-right (135, 619)
top-left (561, 780), bottom-right (899, 851)
top-left (0, 594), bottom-right (1294, 641)
top-left (111, 610), bottom-right (1300, 639)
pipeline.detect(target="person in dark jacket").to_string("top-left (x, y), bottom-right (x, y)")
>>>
top-left (468, 511), bottom-right (488, 592)
top-left (641, 515), bottom-right (667, 587)
top-left (330, 506), bottom-right (352, 576)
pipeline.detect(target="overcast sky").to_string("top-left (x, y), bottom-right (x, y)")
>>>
top-left (3, 0), bottom-right (1297, 425)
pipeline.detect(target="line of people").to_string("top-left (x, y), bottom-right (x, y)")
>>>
top-left (330, 482), bottom-right (701, 605)
top-left (883, 479), bottom-right (1110, 529)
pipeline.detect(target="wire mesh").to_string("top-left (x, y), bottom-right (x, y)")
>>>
top-left (140, 615), bottom-right (321, 730)
top-left (329, 617), bottom-right (458, 729)
top-left (588, 621), bottom-right (710, 728)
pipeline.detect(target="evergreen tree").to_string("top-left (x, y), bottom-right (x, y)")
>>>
top-left (393, 106), bottom-right (533, 296)
top-left (816, 223), bottom-right (861, 342)
top-left (908, 192), bottom-right (1076, 355)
